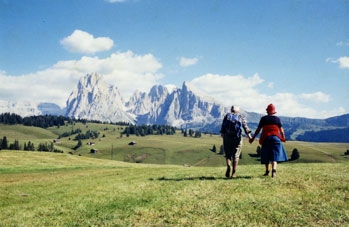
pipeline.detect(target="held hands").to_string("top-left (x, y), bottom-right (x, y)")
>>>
top-left (249, 133), bottom-right (254, 144)
top-left (249, 137), bottom-right (254, 144)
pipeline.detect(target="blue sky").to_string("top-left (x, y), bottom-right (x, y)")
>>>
top-left (0, 0), bottom-right (348, 119)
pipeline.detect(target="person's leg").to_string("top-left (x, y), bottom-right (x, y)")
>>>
top-left (232, 158), bottom-right (238, 178)
top-left (272, 161), bottom-right (277, 177)
top-left (223, 136), bottom-right (232, 178)
top-left (225, 157), bottom-right (232, 178)
top-left (263, 163), bottom-right (270, 176)
top-left (231, 138), bottom-right (242, 178)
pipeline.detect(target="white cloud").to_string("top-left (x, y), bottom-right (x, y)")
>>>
top-left (179, 57), bottom-right (199, 67)
top-left (326, 56), bottom-right (349, 69)
top-left (190, 73), bottom-right (266, 111)
top-left (299, 92), bottom-right (330, 103)
top-left (0, 51), bottom-right (162, 107)
top-left (267, 82), bottom-right (274, 88)
top-left (188, 73), bottom-right (340, 119)
top-left (336, 41), bottom-right (349, 46)
top-left (60, 30), bottom-right (114, 54)
top-left (338, 56), bottom-right (349, 69)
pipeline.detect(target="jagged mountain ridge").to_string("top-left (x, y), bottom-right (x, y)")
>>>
top-left (66, 73), bottom-right (227, 128)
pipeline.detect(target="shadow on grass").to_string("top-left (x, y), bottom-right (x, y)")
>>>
top-left (151, 175), bottom-right (253, 181)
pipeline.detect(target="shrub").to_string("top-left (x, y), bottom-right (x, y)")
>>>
top-left (291, 148), bottom-right (300, 160)
top-left (210, 144), bottom-right (217, 153)
top-left (344, 150), bottom-right (349, 155)
top-left (256, 146), bottom-right (261, 157)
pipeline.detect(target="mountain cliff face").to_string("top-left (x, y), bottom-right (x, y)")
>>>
top-left (124, 81), bottom-right (227, 128)
top-left (66, 73), bottom-right (135, 123)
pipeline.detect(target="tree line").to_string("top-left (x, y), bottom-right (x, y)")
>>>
top-left (181, 128), bottom-right (202, 138)
top-left (0, 113), bottom-right (130, 129)
top-left (0, 113), bottom-right (68, 128)
top-left (0, 113), bottom-right (202, 138)
top-left (0, 136), bottom-right (63, 153)
top-left (122, 124), bottom-right (176, 136)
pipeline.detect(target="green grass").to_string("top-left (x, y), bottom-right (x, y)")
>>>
top-left (0, 151), bottom-right (348, 226)
top-left (0, 124), bottom-right (57, 140)
top-left (1, 123), bottom-right (349, 167)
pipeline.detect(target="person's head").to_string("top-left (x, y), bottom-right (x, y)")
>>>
top-left (231, 105), bottom-right (240, 113)
top-left (266, 104), bottom-right (276, 115)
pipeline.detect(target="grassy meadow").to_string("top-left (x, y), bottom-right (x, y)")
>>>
top-left (0, 123), bottom-right (349, 226)
top-left (1, 122), bottom-right (349, 166)
top-left (0, 151), bottom-right (348, 226)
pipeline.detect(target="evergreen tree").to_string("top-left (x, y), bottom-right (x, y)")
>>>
top-left (184, 130), bottom-right (187, 137)
top-left (189, 129), bottom-right (193, 137)
top-left (211, 144), bottom-right (216, 153)
top-left (194, 131), bottom-right (202, 138)
top-left (291, 148), bottom-right (300, 160)
top-left (9, 140), bottom-right (21, 150)
top-left (73, 140), bottom-right (82, 150)
top-left (27, 141), bottom-right (35, 151)
top-left (1, 136), bottom-right (8, 149)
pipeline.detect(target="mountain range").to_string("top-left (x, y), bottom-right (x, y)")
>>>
top-left (1, 73), bottom-right (348, 142)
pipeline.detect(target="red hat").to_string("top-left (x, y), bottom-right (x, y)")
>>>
top-left (266, 104), bottom-right (276, 114)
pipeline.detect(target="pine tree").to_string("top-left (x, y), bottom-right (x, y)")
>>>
top-left (1, 136), bottom-right (8, 149)
top-left (291, 148), bottom-right (300, 160)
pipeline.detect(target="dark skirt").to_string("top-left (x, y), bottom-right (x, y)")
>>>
top-left (260, 136), bottom-right (288, 164)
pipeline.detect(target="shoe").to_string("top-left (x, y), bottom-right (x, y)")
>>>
top-left (263, 170), bottom-right (270, 176)
top-left (231, 171), bottom-right (237, 178)
top-left (225, 165), bottom-right (231, 178)
top-left (272, 169), bottom-right (276, 178)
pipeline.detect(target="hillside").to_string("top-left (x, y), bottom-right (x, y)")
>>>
top-left (1, 123), bottom-right (349, 166)
top-left (0, 151), bottom-right (348, 226)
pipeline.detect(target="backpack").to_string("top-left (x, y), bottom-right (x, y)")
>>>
top-left (224, 113), bottom-right (242, 138)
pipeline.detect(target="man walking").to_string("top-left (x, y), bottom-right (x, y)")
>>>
top-left (220, 105), bottom-right (252, 178)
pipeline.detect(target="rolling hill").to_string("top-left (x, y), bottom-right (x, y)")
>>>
top-left (1, 122), bottom-right (348, 166)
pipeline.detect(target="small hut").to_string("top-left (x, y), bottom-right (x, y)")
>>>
top-left (90, 148), bottom-right (99, 154)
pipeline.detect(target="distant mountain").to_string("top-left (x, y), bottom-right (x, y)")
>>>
top-left (65, 73), bottom-right (228, 128)
top-left (277, 114), bottom-right (349, 142)
top-left (38, 103), bottom-right (66, 116)
top-left (65, 72), bottom-right (135, 123)
top-left (1, 72), bottom-right (348, 142)
top-left (125, 81), bottom-right (226, 129)
top-left (297, 126), bottom-right (349, 142)
top-left (0, 100), bottom-right (65, 117)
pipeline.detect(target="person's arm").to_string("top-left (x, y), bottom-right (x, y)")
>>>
top-left (249, 127), bottom-right (261, 143)
top-left (241, 115), bottom-right (252, 140)
top-left (279, 127), bottom-right (286, 142)
top-left (220, 115), bottom-right (227, 138)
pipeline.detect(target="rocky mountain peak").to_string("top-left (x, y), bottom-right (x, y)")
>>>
top-left (77, 72), bottom-right (101, 89)
top-left (65, 73), bottom-right (134, 122)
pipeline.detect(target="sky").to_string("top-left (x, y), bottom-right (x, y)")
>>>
top-left (0, 0), bottom-right (348, 119)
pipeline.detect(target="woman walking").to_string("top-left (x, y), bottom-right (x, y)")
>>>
top-left (249, 104), bottom-right (288, 177)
